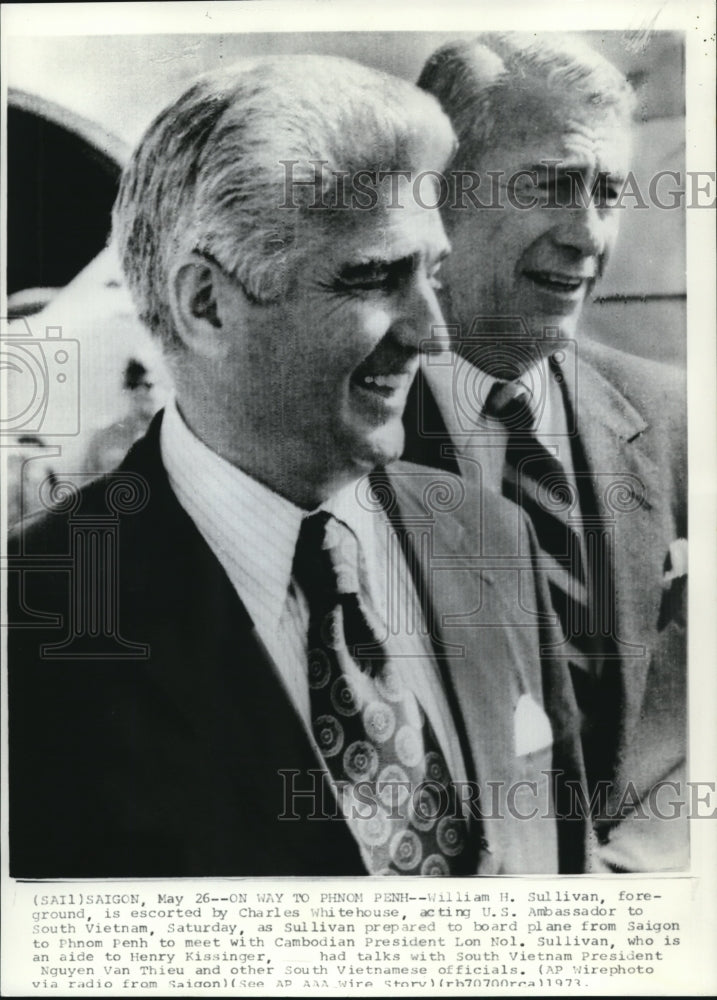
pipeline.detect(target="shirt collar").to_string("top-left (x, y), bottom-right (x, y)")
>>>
top-left (161, 397), bottom-right (305, 633)
top-left (160, 397), bottom-right (380, 631)
top-left (423, 350), bottom-right (557, 437)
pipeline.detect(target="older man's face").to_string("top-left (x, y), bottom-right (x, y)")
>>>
top-left (444, 92), bottom-right (631, 372)
top-left (218, 182), bottom-right (449, 505)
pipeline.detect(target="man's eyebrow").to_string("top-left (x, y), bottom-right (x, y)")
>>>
top-left (336, 255), bottom-right (415, 283)
top-left (336, 248), bottom-right (450, 283)
top-left (531, 163), bottom-right (624, 181)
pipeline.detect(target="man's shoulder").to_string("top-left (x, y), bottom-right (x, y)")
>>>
top-left (579, 337), bottom-right (685, 414)
top-left (380, 459), bottom-right (516, 539)
top-left (10, 474), bottom-right (115, 553)
top-left (11, 414), bottom-right (167, 550)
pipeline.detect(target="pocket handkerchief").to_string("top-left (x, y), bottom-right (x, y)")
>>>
top-left (514, 693), bottom-right (553, 757)
top-left (658, 538), bottom-right (688, 630)
top-left (663, 538), bottom-right (688, 587)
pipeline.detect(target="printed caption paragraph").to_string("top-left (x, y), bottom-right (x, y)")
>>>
top-left (4, 878), bottom-right (698, 995)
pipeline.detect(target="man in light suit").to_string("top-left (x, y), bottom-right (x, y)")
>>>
top-left (8, 56), bottom-right (587, 877)
top-left (405, 33), bottom-right (687, 871)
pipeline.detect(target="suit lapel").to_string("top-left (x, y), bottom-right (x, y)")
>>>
top-left (118, 417), bottom-right (365, 873)
top-left (558, 354), bottom-right (664, 731)
top-left (410, 348), bottom-right (665, 745)
top-left (403, 367), bottom-right (463, 474)
top-left (379, 464), bottom-right (547, 871)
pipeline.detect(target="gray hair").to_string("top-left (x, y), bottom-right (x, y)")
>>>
top-left (418, 32), bottom-right (635, 171)
top-left (113, 55), bottom-right (456, 352)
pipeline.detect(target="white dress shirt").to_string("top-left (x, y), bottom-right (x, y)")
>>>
top-left (422, 351), bottom-right (576, 478)
top-left (160, 400), bottom-right (468, 857)
top-left (423, 350), bottom-right (584, 553)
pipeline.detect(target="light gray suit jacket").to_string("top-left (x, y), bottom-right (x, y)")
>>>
top-left (403, 337), bottom-right (688, 871)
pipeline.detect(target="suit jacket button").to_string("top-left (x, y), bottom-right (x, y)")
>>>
top-left (480, 836), bottom-right (491, 853)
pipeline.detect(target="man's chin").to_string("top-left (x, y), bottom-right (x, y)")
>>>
top-left (528, 311), bottom-right (581, 341)
top-left (351, 420), bottom-right (405, 471)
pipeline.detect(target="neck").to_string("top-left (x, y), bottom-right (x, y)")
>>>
top-left (454, 332), bottom-right (557, 382)
top-left (172, 393), bottom-right (364, 511)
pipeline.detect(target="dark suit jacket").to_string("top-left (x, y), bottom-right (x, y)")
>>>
top-left (8, 414), bottom-right (587, 878)
top-left (403, 338), bottom-right (688, 871)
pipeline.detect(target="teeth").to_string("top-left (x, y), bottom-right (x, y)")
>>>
top-left (361, 373), bottom-right (403, 389)
top-left (535, 271), bottom-right (584, 287)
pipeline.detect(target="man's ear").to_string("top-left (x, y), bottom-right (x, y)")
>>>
top-left (169, 254), bottom-right (244, 359)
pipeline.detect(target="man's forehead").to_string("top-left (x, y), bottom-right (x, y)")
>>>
top-left (478, 85), bottom-right (632, 171)
top-left (306, 197), bottom-right (450, 265)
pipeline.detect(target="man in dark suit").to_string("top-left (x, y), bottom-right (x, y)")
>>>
top-left (8, 55), bottom-right (586, 877)
top-left (406, 33), bottom-right (687, 871)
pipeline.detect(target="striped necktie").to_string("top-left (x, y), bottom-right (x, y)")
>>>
top-left (293, 511), bottom-right (469, 876)
top-left (485, 379), bottom-right (621, 787)
top-left (485, 379), bottom-right (587, 592)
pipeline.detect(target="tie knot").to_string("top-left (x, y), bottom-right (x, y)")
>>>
top-left (294, 510), bottom-right (363, 598)
top-left (295, 510), bottom-right (386, 676)
top-left (484, 379), bottom-right (535, 430)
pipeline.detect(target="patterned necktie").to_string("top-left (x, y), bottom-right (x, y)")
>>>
top-left (293, 510), bottom-right (469, 876)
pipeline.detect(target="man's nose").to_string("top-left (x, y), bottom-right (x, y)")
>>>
top-left (552, 202), bottom-right (610, 259)
top-left (392, 271), bottom-right (448, 353)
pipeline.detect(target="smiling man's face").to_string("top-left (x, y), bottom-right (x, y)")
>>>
top-left (216, 180), bottom-right (450, 506)
top-left (443, 87), bottom-right (631, 374)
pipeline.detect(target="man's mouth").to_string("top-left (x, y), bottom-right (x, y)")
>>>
top-left (524, 269), bottom-right (592, 296)
top-left (351, 371), bottom-right (412, 396)
top-left (350, 353), bottom-right (417, 401)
